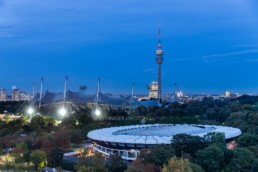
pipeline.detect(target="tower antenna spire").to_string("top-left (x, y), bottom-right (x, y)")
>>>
top-left (158, 21), bottom-right (161, 44)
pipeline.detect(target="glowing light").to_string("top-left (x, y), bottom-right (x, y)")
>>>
top-left (59, 107), bottom-right (67, 117)
top-left (95, 109), bottom-right (101, 116)
top-left (176, 91), bottom-right (183, 98)
top-left (28, 107), bottom-right (34, 115)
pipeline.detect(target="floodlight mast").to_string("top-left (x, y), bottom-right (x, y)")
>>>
top-left (59, 76), bottom-right (68, 118)
top-left (39, 77), bottom-right (43, 109)
top-left (94, 77), bottom-right (101, 117)
top-left (32, 82), bottom-right (35, 98)
top-left (130, 82), bottom-right (134, 112)
top-left (96, 77), bottom-right (100, 105)
top-left (63, 76), bottom-right (68, 108)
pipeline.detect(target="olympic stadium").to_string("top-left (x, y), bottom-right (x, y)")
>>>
top-left (87, 124), bottom-right (242, 161)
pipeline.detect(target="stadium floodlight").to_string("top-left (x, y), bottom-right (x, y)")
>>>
top-left (28, 107), bottom-right (34, 115)
top-left (94, 108), bottom-right (101, 116)
top-left (59, 107), bottom-right (67, 117)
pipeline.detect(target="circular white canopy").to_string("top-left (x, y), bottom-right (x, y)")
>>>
top-left (87, 124), bottom-right (242, 145)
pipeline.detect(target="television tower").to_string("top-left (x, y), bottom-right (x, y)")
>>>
top-left (156, 23), bottom-right (164, 101)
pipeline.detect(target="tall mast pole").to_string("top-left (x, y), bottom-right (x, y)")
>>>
top-left (63, 76), bottom-right (68, 108)
top-left (32, 82), bottom-right (35, 98)
top-left (96, 77), bottom-right (100, 105)
top-left (130, 82), bottom-right (134, 112)
top-left (39, 77), bottom-right (43, 109)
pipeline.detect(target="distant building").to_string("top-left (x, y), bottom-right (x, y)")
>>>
top-left (21, 91), bottom-right (32, 101)
top-left (225, 91), bottom-right (230, 97)
top-left (12, 88), bottom-right (21, 101)
top-left (230, 93), bottom-right (239, 99)
top-left (0, 89), bottom-right (7, 102)
top-left (11, 86), bottom-right (32, 101)
top-left (6, 95), bottom-right (12, 101)
top-left (225, 91), bottom-right (239, 99)
top-left (148, 82), bottom-right (158, 99)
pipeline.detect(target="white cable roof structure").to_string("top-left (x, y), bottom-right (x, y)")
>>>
top-left (87, 124), bottom-right (242, 146)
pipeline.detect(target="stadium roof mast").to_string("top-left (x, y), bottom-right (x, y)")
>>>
top-left (39, 77), bottom-right (43, 109)
top-left (32, 82), bottom-right (35, 98)
top-left (156, 22), bottom-right (164, 101)
top-left (96, 77), bottom-right (100, 105)
top-left (63, 76), bottom-right (68, 108)
top-left (58, 76), bottom-right (68, 118)
top-left (130, 82), bottom-right (135, 112)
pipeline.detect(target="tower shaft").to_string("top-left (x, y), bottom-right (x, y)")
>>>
top-left (96, 77), bottom-right (100, 104)
top-left (158, 64), bottom-right (162, 100)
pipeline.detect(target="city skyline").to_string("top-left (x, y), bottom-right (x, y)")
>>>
top-left (1, 0), bottom-right (258, 95)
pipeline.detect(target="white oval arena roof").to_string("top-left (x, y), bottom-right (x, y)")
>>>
top-left (87, 124), bottom-right (242, 145)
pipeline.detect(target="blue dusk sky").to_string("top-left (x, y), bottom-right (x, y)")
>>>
top-left (0, 0), bottom-right (258, 95)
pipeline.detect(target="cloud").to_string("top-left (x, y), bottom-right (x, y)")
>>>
top-left (200, 49), bottom-right (258, 59)
top-left (0, 33), bottom-right (20, 38)
top-left (233, 44), bottom-right (258, 48)
top-left (142, 68), bottom-right (154, 73)
top-left (176, 58), bottom-right (191, 61)
top-left (246, 58), bottom-right (258, 62)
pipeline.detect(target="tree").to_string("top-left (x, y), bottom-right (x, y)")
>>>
top-left (226, 148), bottom-right (255, 172)
top-left (196, 145), bottom-right (224, 172)
top-left (137, 106), bottom-right (147, 116)
top-left (50, 148), bottom-right (64, 167)
top-left (126, 158), bottom-right (161, 172)
top-left (90, 153), bottom-right (108, 172)
top-left (189, 163), bottom-right (203, 172)
top-left (29, 150), bottom-right (47, 171)
top-left (70, 129), bottom-right (84, 145)
top-left (237, 134), bottom-right (258, 147)
top-left (125, 166), bottom-right (144, 172)
top-left (4, 115), bottom-right (12, 124)
top-left (171, 134), bottom-right (208, 157)
top-left (162, 157), bottom-right (192, 172)
top-left (137, 149), bottom-right (154, 164)
top-left (204, 132), bottom-right (226, 147)
top-left (152, 145), bottom-right (175, 166)
top-left (75, 152), bottom-right (108, 172)
top-left (78, 166), bottom-right (91, 172)
top-left (108, 153), bottom-right (126, 172)
top-left (136, 145), bottom-right (174, 168)
top-left (251, 159), bottom-right (258, 172)
top-left (53, 129), bottom-right (70, 149)
top-left (30, 115), bottom-right (46, 131)
top-left (16, 115), bottom-right (28, 130)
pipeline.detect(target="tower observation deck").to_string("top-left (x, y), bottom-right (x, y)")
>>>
top-left (156, 25), bottom-right (164, 100)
